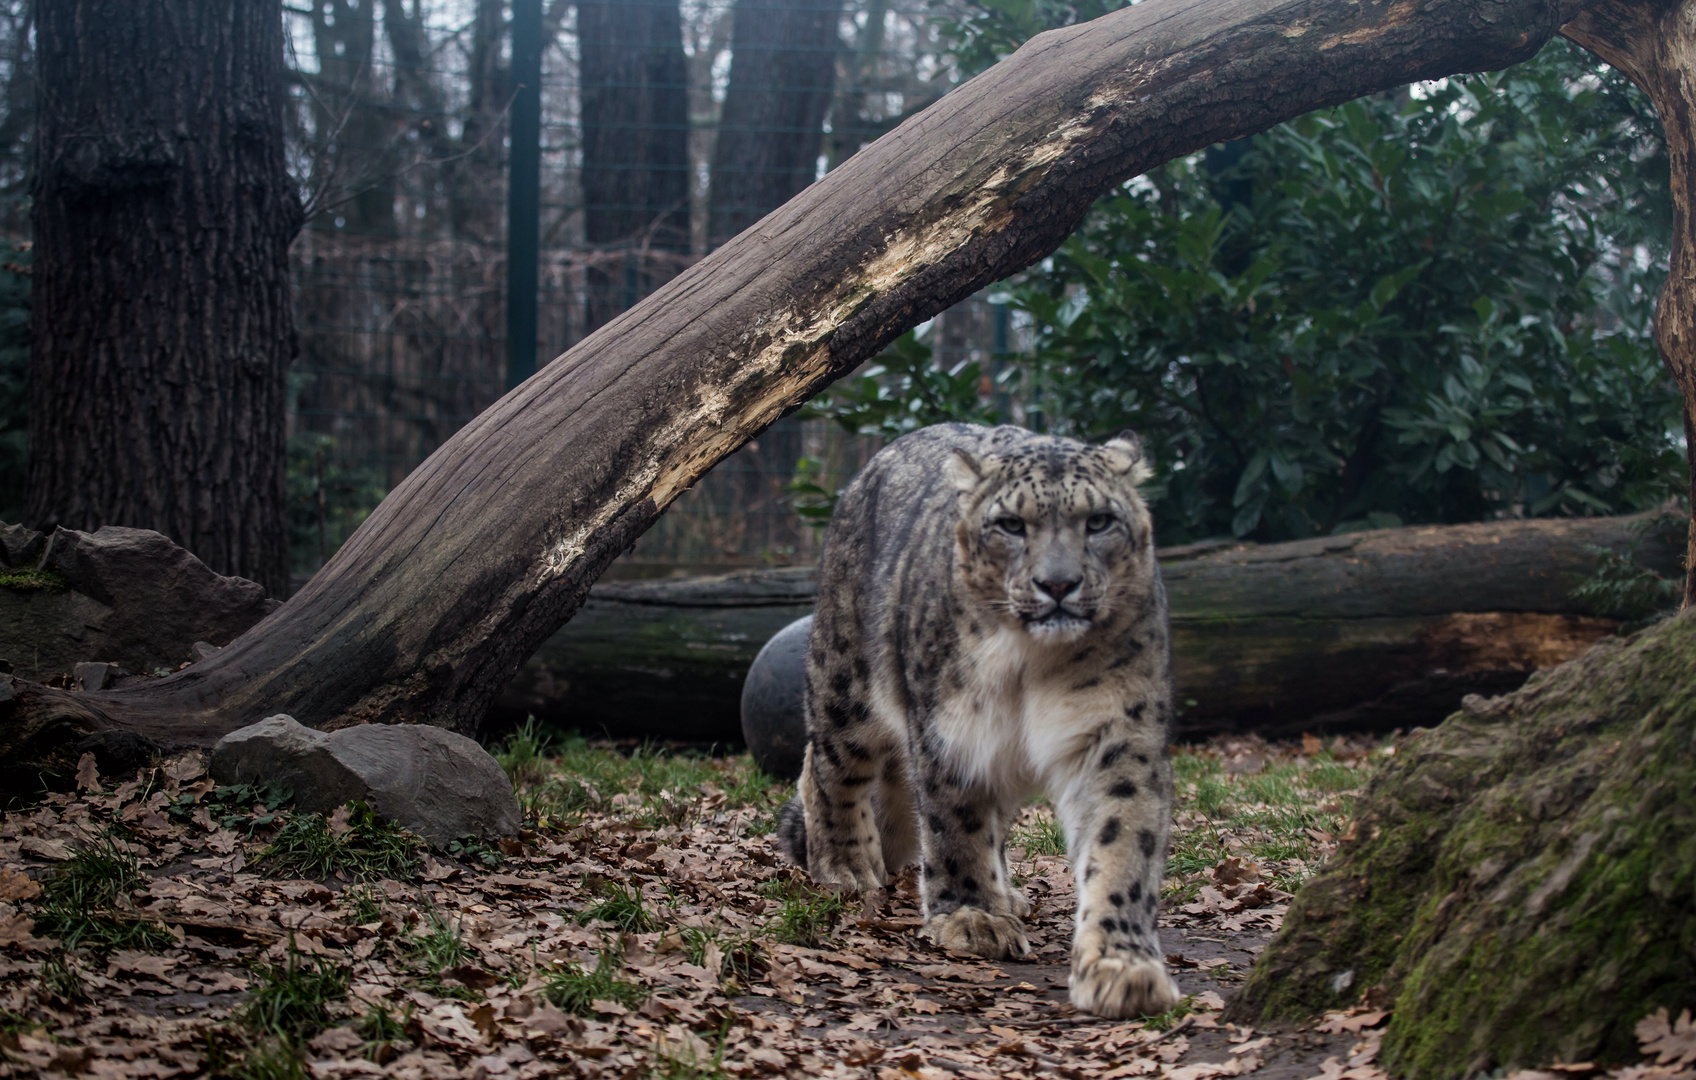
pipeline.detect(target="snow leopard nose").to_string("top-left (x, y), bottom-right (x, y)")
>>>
top-left (1036, 577), bottom-right (1080, 603)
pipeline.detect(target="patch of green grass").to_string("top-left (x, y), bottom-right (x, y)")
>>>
top-left (35, 951), bottom-right (88, 1003)
top-left (225, 1037), bottom-right (309, 1080)
top-left (354, 1003), bottom-right (411, 1062)
top-left (1011, 809), bottom-right (1067, 857)
top-left (501, 735), bottom-right (791, 833)
top-left (494, 716), bottom-right (554, 787)
top-left (1303, 759), bottom-right (1366, 793)
top-left (0, 1009), bottom-right (40, 1038)
top-left (636, 792), bottom-right (699, 829)
top-left (337, 886), bottom-right (384, 926)
top-left (403, 909), bottom-right (468, 973)
top-left (762, 875), bottom-right (847, 948)
top-left (1191, 774), bottom-right (1233, 818)
top-left (576, 880), bottom-right (660, 933)
top-left (652, 1023), bottom-right (731, 1080)
top-left (257, 802), bottom-right (420, 881)
top-left (1144, 994), bottom-right (1196, 1032)
top-left (32, 835), bottom-right (177, 954)
top-left (541, 948), bottom-right (648, 1016)
top-left (239, 945), bottom-right (350, 1040)
top-left (673, 924), bottom-right (766, 988)
top-left (1166, 741), bottom-right (1379, 893)
top-left (0, 567), bottom-right (69, 592)
top-left (530, 776), bottom-right (602, 823)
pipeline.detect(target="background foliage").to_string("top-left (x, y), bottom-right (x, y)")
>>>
top-left (809, 11), bottom-right (1680, 544)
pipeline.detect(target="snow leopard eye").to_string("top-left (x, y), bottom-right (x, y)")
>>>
top-left (1086, 513), bottom-right (1114, 534)
top-left (995, 516), bottom-right (1026, 535)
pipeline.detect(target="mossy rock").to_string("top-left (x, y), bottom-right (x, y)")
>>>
top-left (1233, 610), bottom-right (1696, 1078)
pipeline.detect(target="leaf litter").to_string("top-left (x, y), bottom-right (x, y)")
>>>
top-left (0, 730), bottom-right (1685, 1079)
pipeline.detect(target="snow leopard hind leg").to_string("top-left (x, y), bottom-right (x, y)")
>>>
top-left (777, 746), bottom-right (917, 891)
top-left (774, 619), bottom-right (913, 892)
top-left (1055, 719), bottom-right (1182, 1019)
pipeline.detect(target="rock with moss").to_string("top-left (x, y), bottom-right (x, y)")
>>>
top-left (1231, 610), bottom-right (1696, 1077)
top-left (0, 522), bottom-right (279, 681)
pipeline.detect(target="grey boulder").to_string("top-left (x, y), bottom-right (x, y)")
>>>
top-left (0, 523), bottom-right (279, 682)
top-left (210, 715), bottom-right (520, 847)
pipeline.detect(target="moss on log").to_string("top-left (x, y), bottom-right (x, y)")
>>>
top-left (1232, 610), bottom-right (1696, 1078)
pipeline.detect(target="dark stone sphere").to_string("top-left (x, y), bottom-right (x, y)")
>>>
top-left (740, 614), bottom-right (811, 780)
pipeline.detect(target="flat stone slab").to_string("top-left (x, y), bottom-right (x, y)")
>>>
top-left (210, 714), bottom-right (520, 846)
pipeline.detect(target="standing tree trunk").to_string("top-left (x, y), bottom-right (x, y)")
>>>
top-left (1, 0), bottom-right (1681, 786)
top-left (707, 0), bottom-right (843, 247)
top-left (447, 0), bottom-right (507, 244)
top-left (1561, 2), bottom-right (1696, 606)
top-left (579, 0), bottom-right (692, 333)
top-left (25, 0), bottom-right (301, 598)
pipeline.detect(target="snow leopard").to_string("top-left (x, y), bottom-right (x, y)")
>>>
top-left (776, 422), bottom-right (1181, 1019)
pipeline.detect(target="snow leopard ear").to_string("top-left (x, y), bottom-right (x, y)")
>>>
top-left (1101, 430), bottom-right (1153, 485)
top-left (945, 448), bottom-right (988, 492)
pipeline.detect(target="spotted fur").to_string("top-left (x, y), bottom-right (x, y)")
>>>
top-left (775, 423), bottom-right (1181, 1019)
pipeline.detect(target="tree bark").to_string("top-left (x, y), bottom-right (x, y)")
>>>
top-left (707, 0), bottom-right (843, 246)
top-left (0, 0), bottom-right (1614, 776)
top-left (25, 0), bottom-right (300, 599)
top-left (496, 514), bottom-right (1678, 743)
top-left (579, 0), bottom-right (692, 332)
top-left (1562, 0), bottom-right (1696, 605)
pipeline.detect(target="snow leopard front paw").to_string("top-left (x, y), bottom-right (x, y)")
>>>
top-left (806, 847), bottom-right (886, 893)
top-left (921, 907), bottom-right (1031, 960)
top-left (1069, 956), bottom-right (1181, 1019)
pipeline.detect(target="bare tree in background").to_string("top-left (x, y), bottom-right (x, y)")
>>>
top-left (579, 0), bottom-right (691, 333)
top-left (302, 0), bottom-right (397, 235)
top-left (709, 0), bottom-right (844, 247)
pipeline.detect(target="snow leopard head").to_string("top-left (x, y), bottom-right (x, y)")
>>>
top-left (946, 431), bottom-right (1156, 643)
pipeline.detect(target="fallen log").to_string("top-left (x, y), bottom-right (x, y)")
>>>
top-left (492, 513), bottom-right (1682, 743)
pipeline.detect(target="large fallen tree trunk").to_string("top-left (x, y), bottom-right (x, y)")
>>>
top-left (496, 514), bottom-right (1680, 743)
top-left (0, 0), bottom-right (1681, 788)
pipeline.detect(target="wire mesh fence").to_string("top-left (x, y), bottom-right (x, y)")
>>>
top-left (0, 1), bottom-right (1017, 574)
top-left (279, 0), bottom-right (996, 578)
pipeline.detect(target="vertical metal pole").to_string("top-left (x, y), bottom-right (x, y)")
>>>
top-left (506, 0), bottom-right (544, 389)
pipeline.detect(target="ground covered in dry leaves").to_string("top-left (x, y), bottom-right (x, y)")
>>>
top-left (0, 730), bottom-right (1691, 1080)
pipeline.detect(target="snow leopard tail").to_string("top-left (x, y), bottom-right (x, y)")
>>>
top-left (776, 796), bottom-right (808, 868)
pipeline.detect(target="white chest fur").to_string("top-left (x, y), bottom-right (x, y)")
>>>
top-left (929, 626), bottom-right (1120, 797)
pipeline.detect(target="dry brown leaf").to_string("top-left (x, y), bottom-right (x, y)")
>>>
top-left (309, 1026), bottom-right (365, 1055)
top-left (20, 836), bottom-right (72, 861)
top-left (1638, 1008), bottom-right (1696, 1067)
top-left (164, 756), bottom-right (205, 784)
top-left (0, 867), bottom-right (40, 901)
top-left (913, 963), bottom-right (1003, 984)
top-left (75, 752), bottom-right (101, 793)
top-left (327, 804), bottom-right (354, 838)
top-left (1316, 1010), bottom-right (1390, 1034)
top-left (0, 911), bottom-right (38, 946)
